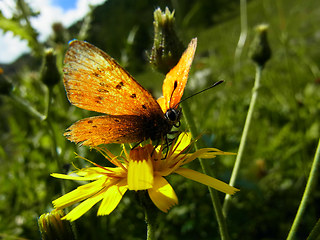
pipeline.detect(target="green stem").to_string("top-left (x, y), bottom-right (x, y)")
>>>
top-left (287, 138), bottom-right (320, 240)
top-left (138, 191), bottom-right (156, 240)
top-left (17, 0), bottom-right (33, 31)
top-left (223, 64), bottom-right (263, 215)
top-left (17, 0), bottom-right (42, 55)
top-left (10, 93), bottom-right (46, 121)
top-left (145, 207), bottom-right (156, 240)
top-left (307, 218), bottom-right (320, 240)
top-left (234, 0), bottom-right (248, 65)
top-left (182, 102), bottom-right (230, 240)
top-left (46, 87), bottom-right (66, 194)
top-left (46, 87), bottom-right (77, 239)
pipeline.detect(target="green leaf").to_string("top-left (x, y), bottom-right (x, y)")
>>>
top-left (0, 11), bottom-right (42, 56)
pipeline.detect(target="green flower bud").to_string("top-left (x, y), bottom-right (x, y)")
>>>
top-left (41, 48), bottom-right (60, 87)
top-left (249, 24), bottom-right (272, 67)
top-left (51, 22), bottom-right (68, 44)
top-left (0, 68), bottom-right (13, 95)
top-left (149, 7), bottom-right (184, 74)
top-left (38, 209), bottom-right (75, 240)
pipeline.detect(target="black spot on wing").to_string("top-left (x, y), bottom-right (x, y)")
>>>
top-left (95, 95), bottom-right (104, 104)
top-left (98, 88), bottom-right (109, 93)
top-left (116, 81), bottom-right (124, 89)
top-left (174, 80), bottom-right (178, 89)
top-left (97, 96), bottom-right (104, 100)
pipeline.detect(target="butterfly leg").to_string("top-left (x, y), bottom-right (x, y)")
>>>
top-left (173, 120), bottom-right (181, 128)
top-left (151, 141), bottom-right (159, 157)
top-left (167, 130), bottom-right (182, 144)
top-left (162, 134), bottom-right (177, 159)
top-left (163, 136), bottom-right (170, 159)
top-left (131, 140), bottom-right (144, 150)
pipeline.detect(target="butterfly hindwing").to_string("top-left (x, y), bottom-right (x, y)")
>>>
top-left (63, 40), bottom-right (163, 118)
top-left (65, 114), bottom-right (171, 145)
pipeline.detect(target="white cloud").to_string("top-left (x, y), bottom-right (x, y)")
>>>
top-left (0, 0), bottom-right (106, 64)
top-left (0, 31), bottom-right (29, 63)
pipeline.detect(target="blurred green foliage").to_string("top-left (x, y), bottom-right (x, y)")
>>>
top-left (0, 0), bottom-right (319, 239)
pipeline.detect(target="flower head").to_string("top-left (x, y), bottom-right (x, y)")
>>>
top-left (149, 7), bottom-right (185, 74)
top-left (52, 133), bottom-right (239, 221)
top-left (249, 23), bottom-right (272, 67)
top-left (38, 209), bottom-right (75, 240)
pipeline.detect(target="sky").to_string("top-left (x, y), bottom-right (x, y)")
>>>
top-left (0, 0), bottom-right (106, 64)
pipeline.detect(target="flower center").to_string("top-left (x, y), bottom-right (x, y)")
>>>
top-left (129, 144), bottom-right (154, 161)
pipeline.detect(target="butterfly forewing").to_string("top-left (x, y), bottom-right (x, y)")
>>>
top-left (63, 40), bottom-right (163, 118)
top-left (161, 38), bottom-right (197, 110)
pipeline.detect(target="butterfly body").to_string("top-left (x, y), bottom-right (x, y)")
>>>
top-left (63, 38), bottom-right (196, 146)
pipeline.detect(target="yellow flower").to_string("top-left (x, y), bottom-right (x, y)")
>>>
top-left (52, 133), bottom-right (239, 221)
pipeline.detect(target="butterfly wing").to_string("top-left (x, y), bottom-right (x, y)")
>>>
top-left (63, 40), bottom-right (172, 146)
top-left (63, 40), bottom-right (163, 118)
top-left (64, 114), bottom-right (171, 145)
top-left (158, 38), bottom-right (197, 112)
top-left (65, 116), bottom-right (140, 146)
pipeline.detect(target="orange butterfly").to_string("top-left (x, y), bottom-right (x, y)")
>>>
top-left (63, 38), bottom-right (197, 146)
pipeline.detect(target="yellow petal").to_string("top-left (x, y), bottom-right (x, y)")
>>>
top-left (127, 157), bottom-right (153, 190)
top-left (173, 132), bottom-right (192, 153)
top-left (199, 151), bottom-right (236, 158)
top-left (175, 168), bottom-right (239, 195)
top-left (148, 176), bottom-right (178, 212)
top-left (97, 179), bottom-right (128, 216)
top-left (182, 149), bottom-right (236, 165)
top-left (62, 191), bottom-right (106, 221)
top-left (78, 167), bottom-right (118, 176)
top-left (53, 178), bottom-right (107, 209)
top-left (51, 173), bottom-right (101, 181)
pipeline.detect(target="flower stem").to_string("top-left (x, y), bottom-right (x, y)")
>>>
top-left (234, 0), bottom-right (248, 66)
top-left (223, 64), bottom-right (263, 216)
top-left (145, 207), bottom-right (156, 240)
top-left (287, 138), bottom-right (320, 240)
top-left (138, 191), bottom-right (157, 240)
top-left (46, 87), bottom-right (78, 239)
top-left (182, 103), bottom-right (230, 240)
top-left (45, 87), bottom-right (66, 195)
top-left (10, 93), bottom-right (46, 121)
top-left (307, 218), bottom-right (320, 240)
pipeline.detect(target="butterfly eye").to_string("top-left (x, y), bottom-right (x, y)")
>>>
top-left (165, 108), bottom-right (181, 125)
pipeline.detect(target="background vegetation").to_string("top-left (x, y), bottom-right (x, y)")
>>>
top-left (0, 0), bottom-right (319, 239)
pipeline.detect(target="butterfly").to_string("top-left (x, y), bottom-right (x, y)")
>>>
top-left (63, 38), bottom-right (197, 146)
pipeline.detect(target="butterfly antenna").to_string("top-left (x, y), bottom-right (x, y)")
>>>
top-left (173, 80), bottom-right (224, 109)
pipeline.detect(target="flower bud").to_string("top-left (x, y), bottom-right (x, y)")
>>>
top-left (249, 24), bottom-right (272, 67)
top-left (41, 48), bottom-right (60, 87)
top-left (38, 209), bottom-right (75, 240)
top-left (51, 22), bottom-right (68, 44)
top-left (149, 7), bottom-right (184, 74)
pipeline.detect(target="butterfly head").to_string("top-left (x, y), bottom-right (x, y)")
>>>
top-left (164, 107), bottom-right (181, 128)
